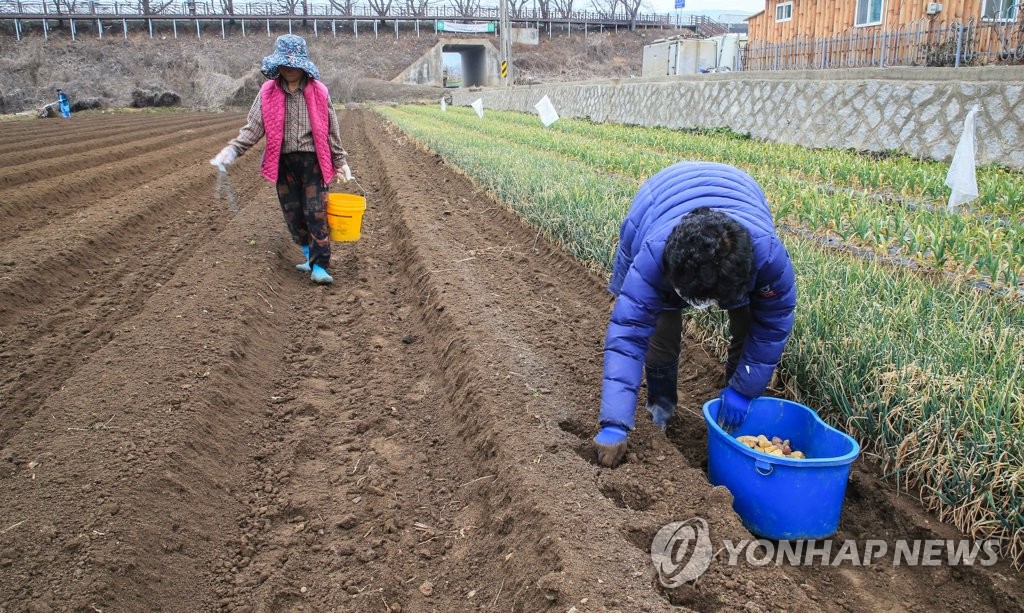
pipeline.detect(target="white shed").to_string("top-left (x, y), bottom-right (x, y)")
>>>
top-left (641, 33), bottom-right (747, 76)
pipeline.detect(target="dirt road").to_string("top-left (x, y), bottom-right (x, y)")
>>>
top-left (0, 110), bottom-right (1020, 612)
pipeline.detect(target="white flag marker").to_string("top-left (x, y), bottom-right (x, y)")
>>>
top-left (471, 98), bottom-right (484, 118)
top-left (945, 105), bottom-right (980, 212)
top-left (535, 95), bottom-right (559, 127)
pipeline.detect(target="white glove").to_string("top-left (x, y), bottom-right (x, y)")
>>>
top-left (341, 163), bottom-right (353, 182)
top-left (210, 146), bottom-right (237, 172)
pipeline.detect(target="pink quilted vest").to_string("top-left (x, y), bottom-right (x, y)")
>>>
top-left (259, 78), bottom-right (336, 184)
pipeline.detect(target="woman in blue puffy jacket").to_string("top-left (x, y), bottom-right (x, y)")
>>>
top-left (594, 161), bottom-right (796, 468)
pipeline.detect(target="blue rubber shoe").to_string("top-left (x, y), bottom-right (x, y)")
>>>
top-left (311, 264), bottom-right (333, 285)
top-left (295, 245), bottom-right (311, 272)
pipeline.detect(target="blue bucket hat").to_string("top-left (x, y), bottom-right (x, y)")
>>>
top-left (261, 34), bottom-right (320, 81)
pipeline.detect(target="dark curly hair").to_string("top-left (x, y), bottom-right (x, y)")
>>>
top-left (663, 207), bottom-right (753, 306)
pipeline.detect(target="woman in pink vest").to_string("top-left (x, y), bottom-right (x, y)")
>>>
top-left (211, 34), bottom-right (352, 285)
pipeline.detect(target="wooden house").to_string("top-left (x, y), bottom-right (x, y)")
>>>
top-left (747, 0), bottom-right (1019, 41)
top-left (743, 0), bottom-right (1022, 67)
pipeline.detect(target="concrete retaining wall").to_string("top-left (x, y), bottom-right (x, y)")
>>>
top-left (511, 27), bottom-right (539, 45)
top-left (451, 66), bottom-right (1024, 169)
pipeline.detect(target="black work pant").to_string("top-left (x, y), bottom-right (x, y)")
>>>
top-left (646, 307), bottom-right (752, 382)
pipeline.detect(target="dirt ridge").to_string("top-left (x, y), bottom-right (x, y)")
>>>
top-left (0, 113), bottom-right (221, 164)
top-left (0, 115), bottom-right (262, 447)
top-left (0, 114), bottom-right (238, 187)
top-left (0, 116), bottom-right (243, 238)
top-left (0, 172), bottom-right (288, 610)
top-left (365, 116), bottom-right (571, 609)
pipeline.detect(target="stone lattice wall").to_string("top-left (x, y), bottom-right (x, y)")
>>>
top-left (451, 66), bottom-right (1024, 169)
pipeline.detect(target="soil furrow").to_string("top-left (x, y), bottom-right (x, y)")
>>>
top-left (0, 169), bottom-right (299, 611)
top-left (0, 113), bottom-right (240, 170)
top-left (0, 115), bottom-right (241, 190)
top-left (0, 115), bottom-right (239, 192)
top-left (0, 152), bottom-right (264, 447)
top-left (0, 115), bottom-right (142, 140)
top-left (0, 150), bottom-right (256, 328)
top-left (0, 122), bottom-right (249, 243)
top-left (0, 112), bottom-right (201, 152)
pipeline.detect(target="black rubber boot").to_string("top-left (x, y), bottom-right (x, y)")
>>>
top-left (645, 360), bottom-right (679, 431)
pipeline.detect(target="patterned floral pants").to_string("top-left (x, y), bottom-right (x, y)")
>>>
top-left (276, 152), bottom-right (330, 269)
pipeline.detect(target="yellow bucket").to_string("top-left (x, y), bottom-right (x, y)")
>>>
top-left (326, 192), bottom-right (367, 242)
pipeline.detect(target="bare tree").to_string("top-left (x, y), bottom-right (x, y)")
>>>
top-left (329, 0), bottom-right (356, 15)
top-left (509, 0), bottom-right (530, 18)
top-left (535, 0), bottom-right (550, 18)
top-left (366, 0), bottom-right (393, 16)
top-left (50, 0), bottom-right (75, 15)
top-left (552, 0), bottom-right (572, 18)
top-left (620, 0), bottom-right (647, 30)
top-left (220, 0), bottom-right (233, 14)
top-left (137, 0), bottom-right (174, 14)
top-left (405, 0), bottom-right (432, 16)
top-left (448, 0), bottom-right (479, 17)
top-left (278, 0), bottom-right (300, 14)
top-left (589, 0), bottom-right (620, 18)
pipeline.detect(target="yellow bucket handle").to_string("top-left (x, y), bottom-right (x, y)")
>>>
top-left (329, 171), bottom-right (367, 198)
top-left (339, 176), bottom-right (367, 197)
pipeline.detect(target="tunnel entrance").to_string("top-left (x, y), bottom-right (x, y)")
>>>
top-left (393, 38), bottom-right (499, 88)
top-left (442, 44), bottom-right (487, 88)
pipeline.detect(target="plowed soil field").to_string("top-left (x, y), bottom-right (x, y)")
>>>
top-left (1, 110), bottom-right (1022, 613)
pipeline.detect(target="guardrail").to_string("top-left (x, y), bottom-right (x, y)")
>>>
top-left (0, 0), bottom-right (687, 24)
top-left (1, 2), bottom-right (724, 41)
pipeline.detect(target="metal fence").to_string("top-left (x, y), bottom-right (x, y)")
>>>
top-left (741, 17), bottom-right (1024, 70)
top-left (0, 0), bottom-right (679, 25)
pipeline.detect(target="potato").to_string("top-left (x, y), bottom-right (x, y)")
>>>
top-left (735, 433), bottom-right (807, 459)
top-left (737, 435), bottom-right (758, 447)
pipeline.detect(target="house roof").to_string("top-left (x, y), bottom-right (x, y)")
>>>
top-left (744, 9), bottom-right (765, 20)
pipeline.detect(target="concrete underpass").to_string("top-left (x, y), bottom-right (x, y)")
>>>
top-left (393, 38), bottom-right (500, 88)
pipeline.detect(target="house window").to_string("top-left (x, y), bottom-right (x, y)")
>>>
top-left (982, 0), bottom-right (1017, 21)
top-left (855, 0), bottom-right (884, 26)
top-left (775, 1), bottom-right (793, 22)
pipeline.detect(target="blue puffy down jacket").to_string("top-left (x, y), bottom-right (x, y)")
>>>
top-left (600, 161), bottom-right (796, 430)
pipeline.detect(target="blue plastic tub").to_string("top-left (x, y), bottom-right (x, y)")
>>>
top-left (703, 397), bottom-right (860, 540)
